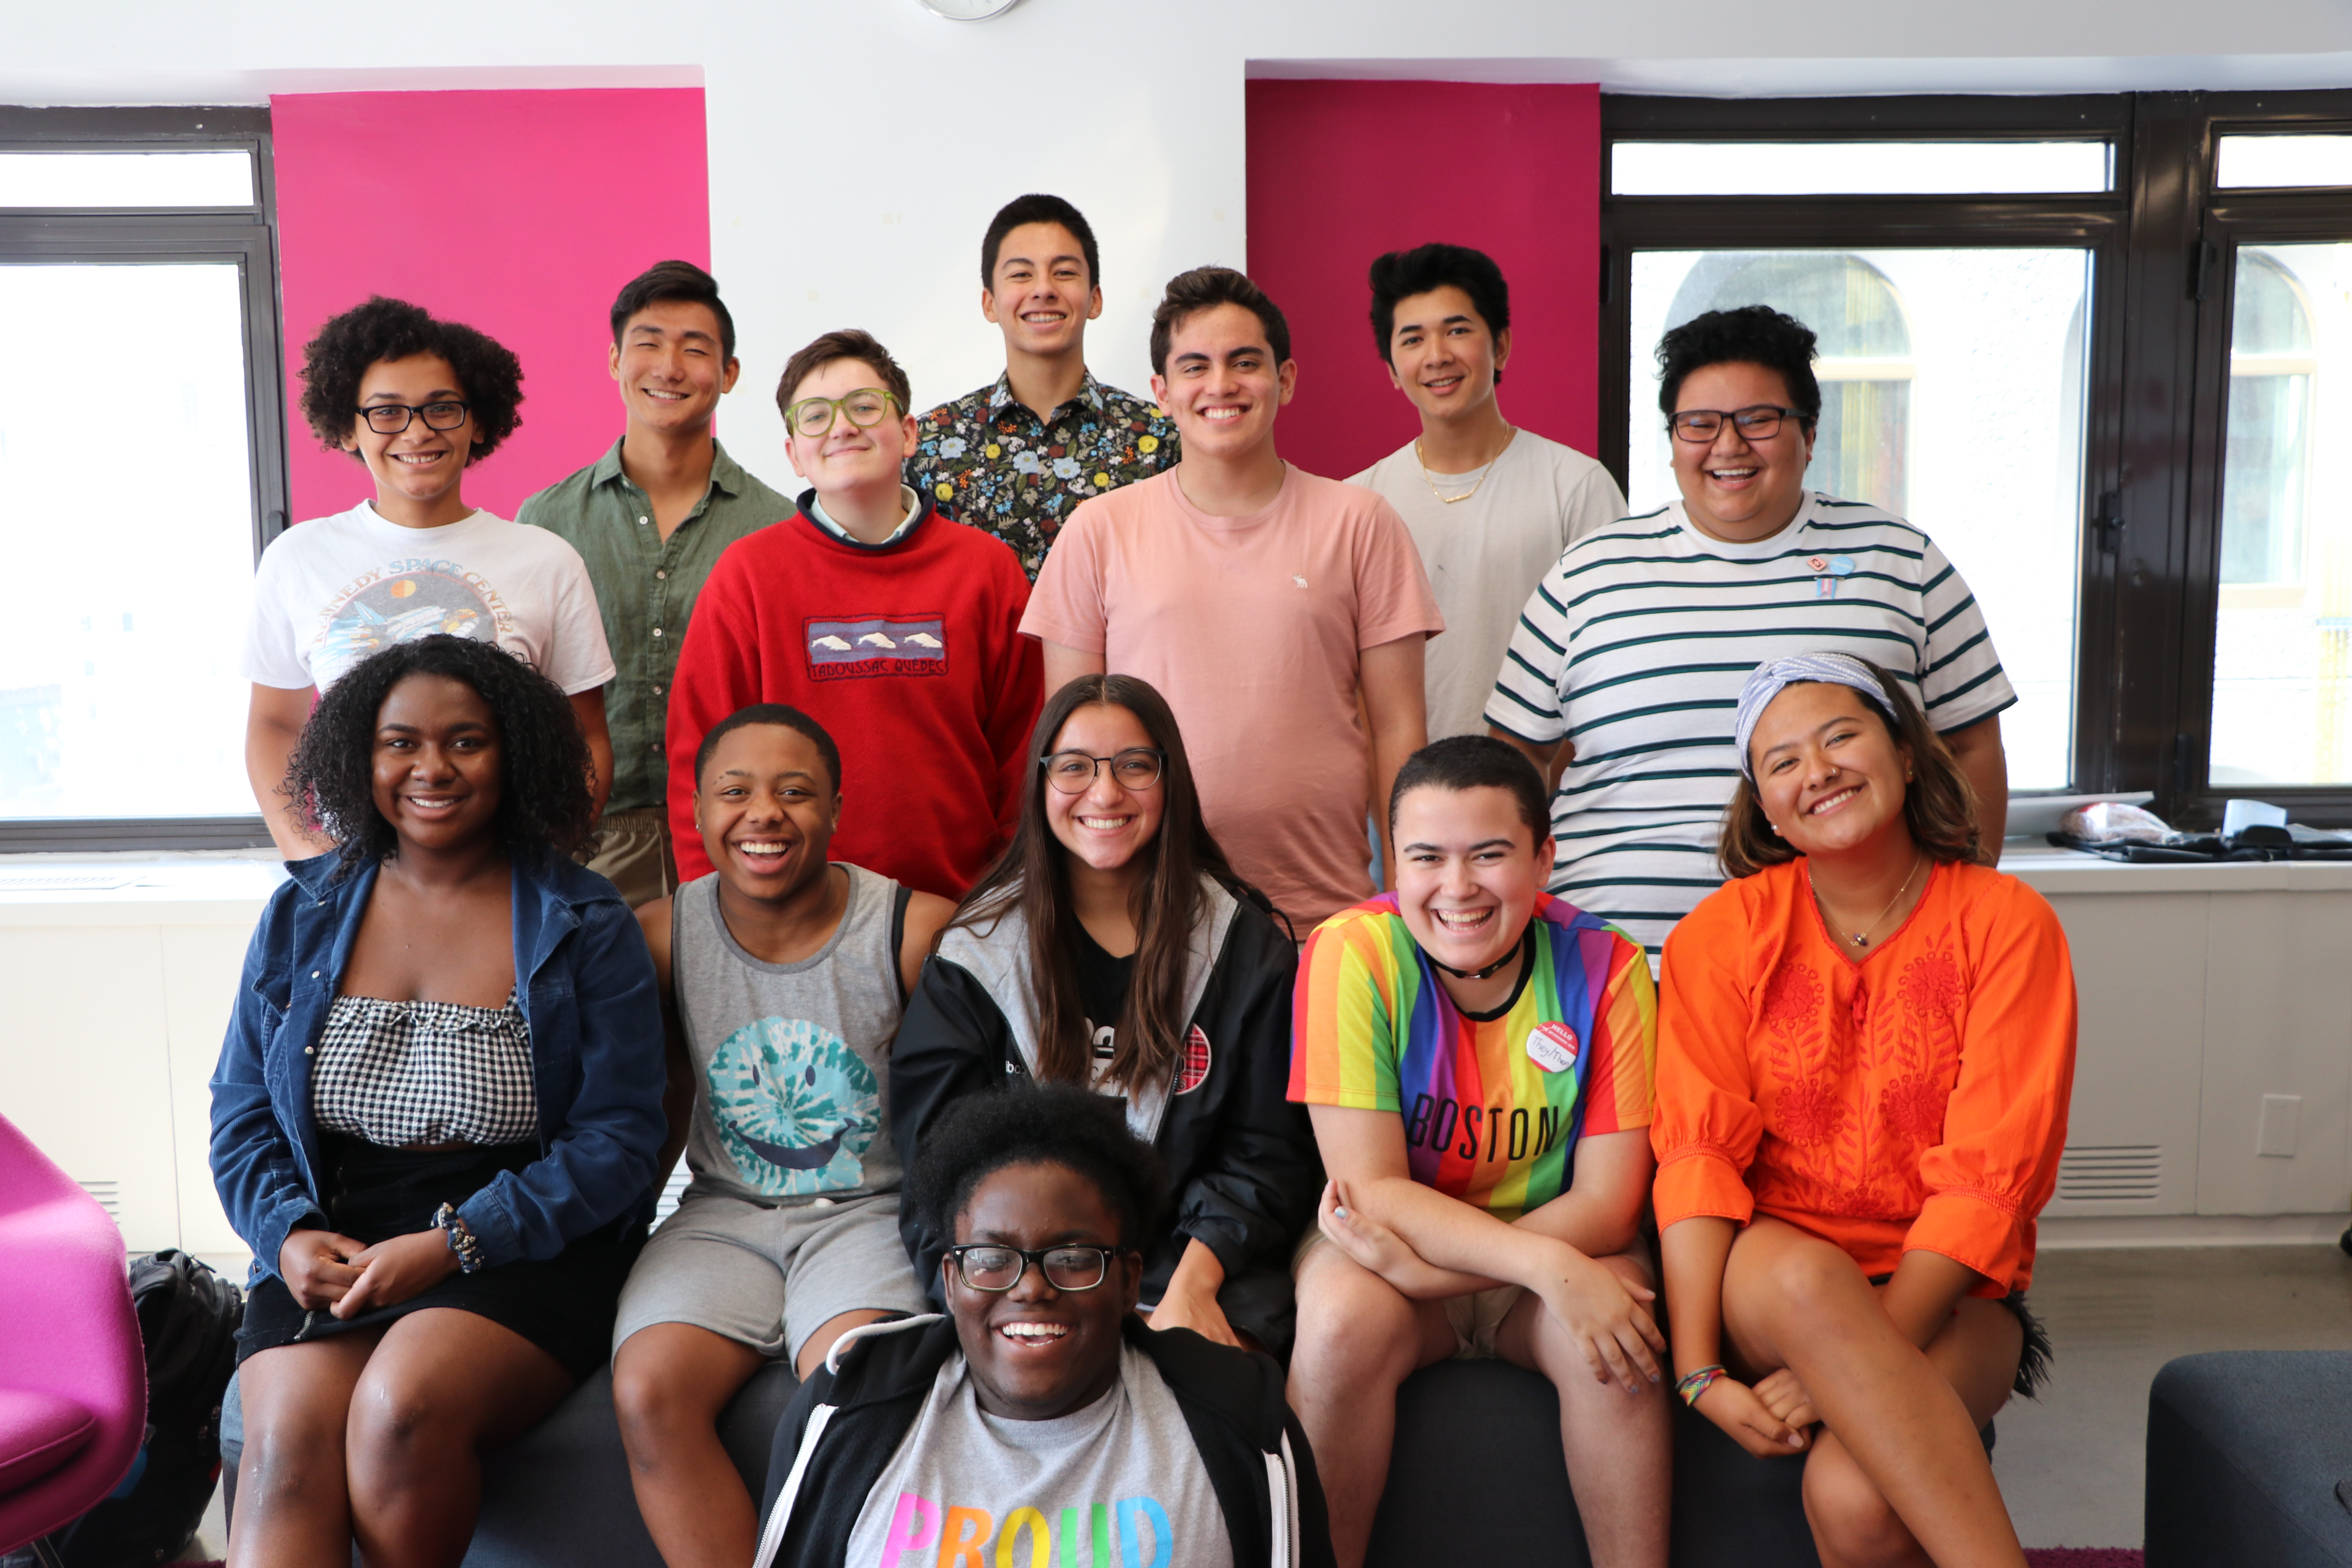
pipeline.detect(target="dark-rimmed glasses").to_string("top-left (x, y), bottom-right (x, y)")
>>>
top-left (356, 400), bottom-right (470, 435)
top-left (947, 1243), bottom-right (1124, 1292)
top-left (1667, 404), bottom-right (1805, 443)
top-left (784, 388), bottom-right (899, 438)
top-left (1040, 748), bottom-right (1165, 794)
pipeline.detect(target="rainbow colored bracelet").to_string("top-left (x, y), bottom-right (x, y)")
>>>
top-left (1675, 1364), bottom-right (1728, 1407)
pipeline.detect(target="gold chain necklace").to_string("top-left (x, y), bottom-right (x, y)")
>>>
top-left (1809, 853), bottom-right (1927, 949)
top-left (1415, 424), bottom-right (1517, 506)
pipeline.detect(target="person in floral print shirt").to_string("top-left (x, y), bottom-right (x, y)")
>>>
top-left (1650, 653), bottom-right (2074, 1568)
top-left (905, 193), bottom-right (1178, 579)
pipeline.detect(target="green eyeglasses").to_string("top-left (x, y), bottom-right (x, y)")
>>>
top-left (784, 388), bottom-right (899, 438)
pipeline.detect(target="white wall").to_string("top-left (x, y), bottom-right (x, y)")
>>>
top-left (7, 0), bottom-right (2352, 495)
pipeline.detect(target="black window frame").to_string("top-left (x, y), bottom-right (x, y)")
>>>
top-left (1600, 88), bottom-right (2352, 828)
top-left (0, 105), bottom-right (287, 853)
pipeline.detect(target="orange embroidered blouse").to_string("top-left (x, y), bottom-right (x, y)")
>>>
top-left (1651, 858), bottom-right (2076, 1295)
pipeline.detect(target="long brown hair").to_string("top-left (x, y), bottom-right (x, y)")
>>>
top-left (946, 674), bottom-right (1244, 1093)
top-left (1718, 657), bottom-right (1980, 879)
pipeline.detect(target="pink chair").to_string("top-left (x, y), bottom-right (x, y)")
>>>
top-left (0, 1112), bottom-right (145, 1557)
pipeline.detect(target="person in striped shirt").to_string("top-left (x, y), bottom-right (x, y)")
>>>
top-left (1486, 305), bottom-right (2013, 962)
top-left (1287, 737), bottom-right (1668, 1568)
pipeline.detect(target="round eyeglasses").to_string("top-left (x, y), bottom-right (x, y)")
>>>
top-left (1667, 404), bottom-right (1804, 443)
top-left (947, 1244), bottom-right (1122, 1293)
top-left (356, 400), bottom-right (471, 436)
top-left (1040, 748), bottom-right (1165, 794)
top-left (784, 388), bottom-right (899, 438)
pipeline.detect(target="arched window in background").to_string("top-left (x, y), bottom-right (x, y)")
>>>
top-left (2219, 252), bottom-right (2316, 586)
top-left (1665, 252), bottom-right (1914, 515)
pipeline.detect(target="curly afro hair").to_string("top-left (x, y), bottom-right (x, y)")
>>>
top-left (297, 296), bottom-right (525, 461)
top-left (284, 634), bottom-right (595, 878)
top-left (1655, 304), bottom-right (1821, 426)
top-left (904, 1083), bottom-right (1169, 1251)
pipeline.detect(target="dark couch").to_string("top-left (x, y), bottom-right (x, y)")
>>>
top-left (2146, 1350), bottom-right (2352, 1568)
top-left (225, 1357), bottom-right (1825, 1566)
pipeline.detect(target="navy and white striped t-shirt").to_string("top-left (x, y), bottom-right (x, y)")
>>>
top-left (1484, 492), bottom-right (2013, 962)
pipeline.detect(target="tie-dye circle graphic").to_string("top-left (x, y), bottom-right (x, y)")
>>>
top-left (706, 1016), bottom-right (878, 1197)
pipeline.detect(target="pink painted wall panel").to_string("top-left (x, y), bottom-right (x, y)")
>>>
top-left (271, 88), bottom-right (710, 522)
top-left (1244, 80), bottom-right (1602, 483)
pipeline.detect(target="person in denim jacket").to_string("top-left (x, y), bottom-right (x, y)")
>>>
top-left (211, 632), bottom-right (664, 1568)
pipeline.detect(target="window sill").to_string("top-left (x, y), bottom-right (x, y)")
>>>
top-left (0, 850), bottom-right (287, 926)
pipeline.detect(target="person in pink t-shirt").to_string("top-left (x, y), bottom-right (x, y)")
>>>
top-left (1022, 267), bottom-right (1443, 934)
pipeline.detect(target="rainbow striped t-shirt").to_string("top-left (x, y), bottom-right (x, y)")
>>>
top-left (1289, 892), bottom-right (1656, 1220)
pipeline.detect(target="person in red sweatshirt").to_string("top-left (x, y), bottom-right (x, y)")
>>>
top-left (666, 330), bottom-right (1043, 900)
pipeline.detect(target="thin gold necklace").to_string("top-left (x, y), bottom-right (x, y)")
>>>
top-left (1415, 424), bottom-right (1517, 505)
top-left (1809, 853), bottom-right (1927, 949)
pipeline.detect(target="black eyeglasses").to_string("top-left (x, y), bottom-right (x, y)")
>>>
top-left (356, 400), bottom-right (471, 435)
top-left (1040, 748), bottom-right (1165, 794)
top-left (947, 1243), bottom-right (1124, 1292)
top-left (1667, 404), bottom-right (1805, 443)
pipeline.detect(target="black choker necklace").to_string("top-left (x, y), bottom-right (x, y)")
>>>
top-left (1429, 924), bottom-right (1532, 981)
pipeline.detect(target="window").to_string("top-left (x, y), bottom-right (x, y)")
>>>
top-left (1605, 91), bottom-right (2352, 826)
top-left (0, 109), bottom-right (284, 850)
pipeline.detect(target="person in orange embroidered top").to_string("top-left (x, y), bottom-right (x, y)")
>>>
top-left (1651, 652), bottom-right (2075, 1568)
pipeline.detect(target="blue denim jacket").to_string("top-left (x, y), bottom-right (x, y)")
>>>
top-left (209, 850), bottom-right (666, 1286)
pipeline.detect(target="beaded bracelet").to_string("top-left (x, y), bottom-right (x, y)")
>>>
top-left (432, 1202), bottom-right (486, 1274)
top-left (1675, 1364), bottom-right (1728, 1407)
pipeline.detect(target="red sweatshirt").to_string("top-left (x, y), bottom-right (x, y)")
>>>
top-left (665, 499), bottom-right (1043, 899)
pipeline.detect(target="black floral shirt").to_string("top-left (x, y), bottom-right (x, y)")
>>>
top-left (906, 371), bottom-right (1180, 579)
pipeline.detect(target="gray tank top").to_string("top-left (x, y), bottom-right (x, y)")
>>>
top-left (673, 864), bottom-right (910, 1205)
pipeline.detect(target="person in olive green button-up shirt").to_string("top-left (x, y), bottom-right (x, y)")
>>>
top-left (519, 260), bottom-right (791, 907)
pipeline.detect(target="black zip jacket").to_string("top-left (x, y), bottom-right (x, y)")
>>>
top-left (753, 1315), bottom-right (1336, 1568)
top-left (890, 880), bottom-right (1320, 1349)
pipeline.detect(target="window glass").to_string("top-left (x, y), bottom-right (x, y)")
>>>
top-left (0, 150), bottom-right (253, 208)
top-left (1610, 141), bottom-right (2112, 197)
top-left (2209, 242), bottom-right (2352, 786)
top-left (1629, 248), bottom-right (2093, 790)
top-left (0, 263), bottom-right (258, 819)
top-left (2216, 134), bottom-right (2352, 191)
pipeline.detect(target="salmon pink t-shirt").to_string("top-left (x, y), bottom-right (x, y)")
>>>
top-left (1022, 466), bottom-right (1443, 931)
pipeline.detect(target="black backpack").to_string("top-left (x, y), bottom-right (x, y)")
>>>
top-left (19, 1250), bottom-right (244, 1568)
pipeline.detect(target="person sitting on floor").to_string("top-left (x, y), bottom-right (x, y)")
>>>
top-left (892, 673), bottom-right (1318, 1355)
top-left (609, 703), bottom-right (953, 1568)
top-left (211, 633), bottom-right (665, 1568)
top-left (1285, 734), bottom-right (1670, 1568)
top-left (752, 1082), bottom-right (1336, 1568)
top-left (1653, 652), bottom-right (2076, 1568)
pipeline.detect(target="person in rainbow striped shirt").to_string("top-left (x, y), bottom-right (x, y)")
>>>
top-left (1285, 735), bottom-right (1671, 1568)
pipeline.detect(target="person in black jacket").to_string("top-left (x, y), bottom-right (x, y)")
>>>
top-left (755, 1085), bottom-right (1334, 1568)
top-left (892, 673), bottom-right (1318, 1352)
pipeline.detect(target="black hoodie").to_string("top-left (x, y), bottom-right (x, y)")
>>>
top-left (754, 1314), bottom-right (1336, 1568)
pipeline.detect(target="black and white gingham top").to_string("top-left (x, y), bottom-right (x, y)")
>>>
top-left (312, 991), bottom-right (537, 1147)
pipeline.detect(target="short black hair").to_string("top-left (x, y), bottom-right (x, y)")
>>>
top-left (1368, 243), bottom-right (1511, 377)
top-left (1655, 305), bottom-right (1821, 426)
top-left (1388, 734), bottom-right (1552, 844)
top-left (981, 194), bottom-right (1101, 290)
top-left (904, 1083), bottom-right (1168, 1251)
top-left (610, 259), bottom-right (736, 362)
top-left (285, 635), bottom-right (595, 878)
top-left (1149, 267), bottom-right (1292, 378)
top-left (693, 704), bottom-right (842, 794)
top-left (297, 296), bottom-right (524, 460)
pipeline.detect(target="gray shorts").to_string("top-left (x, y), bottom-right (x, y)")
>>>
top-left (612, 1187), bottom-right (927, 1363)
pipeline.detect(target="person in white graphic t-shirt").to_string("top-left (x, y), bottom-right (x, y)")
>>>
top-left (243, 297), bottom-right (615, 858)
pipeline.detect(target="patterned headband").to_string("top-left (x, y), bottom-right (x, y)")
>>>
top-left (1732, 653), bottom-right (1895, 778)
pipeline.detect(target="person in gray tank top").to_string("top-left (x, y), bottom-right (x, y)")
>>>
top-left (609, 704), bottom-right (953, 1568)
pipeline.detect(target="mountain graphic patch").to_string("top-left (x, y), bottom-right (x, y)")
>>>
top-left (805, 615), bottom-right (947, 680)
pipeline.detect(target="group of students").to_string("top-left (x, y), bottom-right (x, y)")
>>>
top-left (209, 190), bottom-right (2077, 1568)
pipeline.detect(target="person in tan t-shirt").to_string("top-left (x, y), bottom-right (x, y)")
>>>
top-left (1022, 266), bottom-right (1443, 935)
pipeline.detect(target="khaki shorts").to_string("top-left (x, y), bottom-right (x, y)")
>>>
top-left (583, 806), bottom-right (676, 909)
top-left (1293, 1227), bottom-right (1527, 1361)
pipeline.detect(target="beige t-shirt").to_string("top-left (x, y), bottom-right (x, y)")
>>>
top-left (1351, 430), bottom-right (1626, 740)
top-left (1022, 465), bottom-right (1443, 931)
